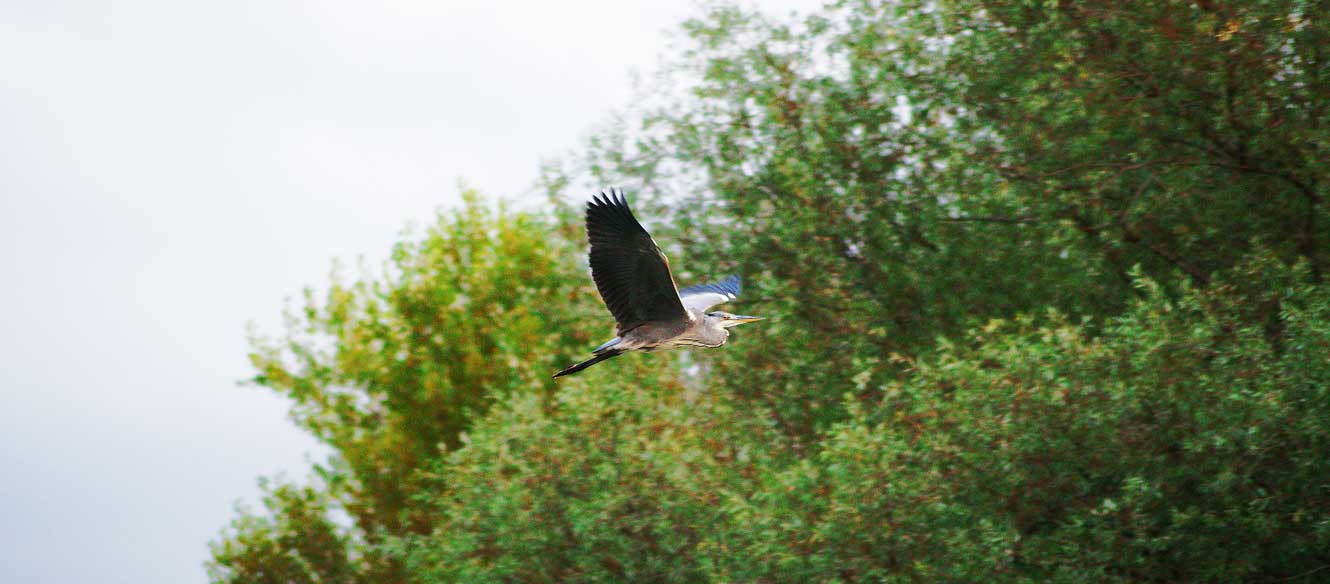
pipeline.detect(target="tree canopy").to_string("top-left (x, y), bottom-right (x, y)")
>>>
top-left (211, 1), bottom-right (1330, 582)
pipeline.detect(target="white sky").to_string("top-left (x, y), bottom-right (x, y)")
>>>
top-left (0, 1), bottom-right (818, 583)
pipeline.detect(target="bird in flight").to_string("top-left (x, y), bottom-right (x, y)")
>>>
top-left (554, 189), bottom-right (763, 377)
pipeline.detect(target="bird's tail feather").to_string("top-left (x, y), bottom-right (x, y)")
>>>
top-left (553, 350), bottom-right (623, 378)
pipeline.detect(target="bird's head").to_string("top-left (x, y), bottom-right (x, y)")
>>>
top-left (709, 311), bottom-right (764, 328)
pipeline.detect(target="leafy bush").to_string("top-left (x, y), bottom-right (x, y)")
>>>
top-left (401, 255), bottom-right (1330, 582)
top-left (722, 258), bottom-right (1330, 582)
top-left (403, 368), bottom-right (782, 583)
top-left (209, 479), bottom-right (357, 584)
top-left (213, 193), bottom-right (622, 581)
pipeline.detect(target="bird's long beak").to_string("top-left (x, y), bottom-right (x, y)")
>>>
top-left (726, 315), bottom-right (764, 327)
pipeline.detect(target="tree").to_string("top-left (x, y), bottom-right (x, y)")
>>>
top-left (708, 256), bottom-right (1330, 582)
top-left (573, 0), bottom-right (1328, 440)
top-left (404, 254), bottom-right (1330, 582)
top-left (947, 0), bottom-right (1329, 286)
top-left (214, 1), bottom-right (1330, 581)
top-left (210, 192), bottom-right (639, 582)
top-left (209, 479), bottom-right (357, 584)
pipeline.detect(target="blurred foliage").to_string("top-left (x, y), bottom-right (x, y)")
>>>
top-left (704, 257), bottom-right (1330, 582)
top-left (209, 479), bottom-right (357, 584)
top-left (209, 192), bottom-right (666, 581)
top-left (401, 254), bottom-right (1330, 583)
top-left (212, 1), bottom-right (1330, 582)
top-left (400, 367), bottom-right (776, 583)
top-left (581, 0), bottom-right (1329, 439)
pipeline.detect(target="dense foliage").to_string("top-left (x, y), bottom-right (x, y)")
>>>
top-left (211, 1), bottom-right (1330, 582)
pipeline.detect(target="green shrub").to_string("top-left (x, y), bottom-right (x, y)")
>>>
top-left (719, 258), bottom-right (1330, 582)
top-left (404, 255), bottom-right (1330, 583)
top-left (403, 363), bottom-right (784, 583)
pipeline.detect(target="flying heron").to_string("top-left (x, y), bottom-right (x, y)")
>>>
top-left (554, 189), bottom-right (763, 378)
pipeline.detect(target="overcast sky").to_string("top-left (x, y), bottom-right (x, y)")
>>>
top-left (0, 1), bottom-right (819, 583)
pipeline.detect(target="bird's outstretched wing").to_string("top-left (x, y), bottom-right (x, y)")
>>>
top-left (680, 274), bottom-right (741, 313)
top-left (586, 189), bottom-right (687, 332)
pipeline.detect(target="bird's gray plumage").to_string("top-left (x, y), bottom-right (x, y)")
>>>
top-left (554, 190), bottom-right (762, 378)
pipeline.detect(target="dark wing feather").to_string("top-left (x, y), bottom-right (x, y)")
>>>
top-left (585, 189), bottom-right (687, 332)
top-left (679, 274), bottom-right (741, 312)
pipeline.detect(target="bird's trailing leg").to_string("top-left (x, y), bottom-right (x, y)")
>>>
top-left (552, 350), bottom-right (623, 378)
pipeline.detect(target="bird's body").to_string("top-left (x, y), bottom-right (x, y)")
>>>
top-left (554, 189), bottom-right (761, 378)
top-left (600, 312), bottom-right (730, 352)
